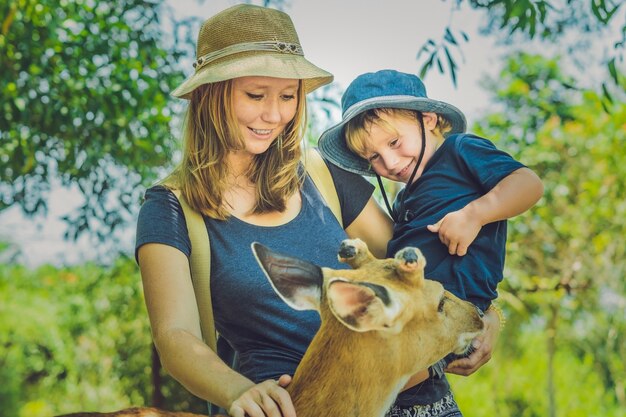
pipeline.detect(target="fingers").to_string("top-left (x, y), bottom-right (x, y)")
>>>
top-left (278, 374), bottom-right (292, 388)
top-left (447, 241), bottom-right (458, 255)
top-left (446, 339), bottom-right (491, 376)
top-left (228, 379), bottom-right (296, 417)
top-left (427, 217), bottom-right (465, 256)
top-left (268, 380), bottom-right (296, 417)
top-left (229, 400), bottom-right (263, 417)
top-left (427, 221), bottom-right (441, 233)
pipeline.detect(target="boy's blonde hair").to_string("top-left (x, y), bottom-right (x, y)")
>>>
top-left (165, 79), bottom-right (307, 220)
top-left (344, 108), bottom-right (452, 158)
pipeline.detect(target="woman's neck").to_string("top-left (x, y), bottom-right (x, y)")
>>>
top-left (227, 150), bottom-right (254, 179)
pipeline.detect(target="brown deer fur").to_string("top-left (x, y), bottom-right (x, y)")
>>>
top-left (56, 239), bottom-right (483, 417)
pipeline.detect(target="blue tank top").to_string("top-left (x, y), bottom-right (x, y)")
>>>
top-left (136, 164), bottom-right (373, 382)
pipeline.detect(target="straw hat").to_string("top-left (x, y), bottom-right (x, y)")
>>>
top-left (171, 4), bottom-right (333, 99)
top-left (318, 70), bottom-right (467, 176)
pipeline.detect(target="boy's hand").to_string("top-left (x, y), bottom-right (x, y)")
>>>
top-left (427, 209), bottom-right (482, 256)
top-left (445, 307), bottom-right (501, 376)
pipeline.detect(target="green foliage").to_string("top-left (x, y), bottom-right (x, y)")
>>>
top-left (0, 0), bottom-right (185, 241)
top-left (466, 52), bottom-right (626, 415)
top-left (451, 330), bottom-right (623, 417)
top-left (0, 256), bottom-right (204, 417)
top-left (419, 0), bottom-right (624, 100)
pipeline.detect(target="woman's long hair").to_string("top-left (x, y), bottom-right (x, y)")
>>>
top-left (165, 80), bottom-right (307, 220)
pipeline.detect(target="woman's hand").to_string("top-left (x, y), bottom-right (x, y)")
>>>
top-left (228, 375), bottom-right (295, 417)
top-left (445, 308), bottom-right (500, 376)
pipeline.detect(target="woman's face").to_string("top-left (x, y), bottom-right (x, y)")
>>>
top-left (232, 76), bottom-right (299, 155)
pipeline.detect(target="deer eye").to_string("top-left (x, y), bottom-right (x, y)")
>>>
top-left (437, 296), bottom-right (446, 313)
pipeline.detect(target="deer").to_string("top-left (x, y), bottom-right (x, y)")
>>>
top-left (56, 239), bottom-right (484, 417)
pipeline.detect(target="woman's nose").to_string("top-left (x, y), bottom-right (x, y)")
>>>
top-left (261, 98), bottom-right (281, 123)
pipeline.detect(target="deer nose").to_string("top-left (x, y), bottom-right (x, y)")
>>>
top-left (400, 248), bottom-right (418, 264)
top-left (338, 241), bottom-right (357, 259)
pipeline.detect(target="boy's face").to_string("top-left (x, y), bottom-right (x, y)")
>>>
top-left (361, 112), bottom-right (439, 184)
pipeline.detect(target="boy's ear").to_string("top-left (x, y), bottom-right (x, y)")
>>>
top-left (422, 112), bottom-right (439, 130)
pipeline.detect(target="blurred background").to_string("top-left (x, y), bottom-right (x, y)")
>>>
top-left (1, 0), bottom-right (624, 416)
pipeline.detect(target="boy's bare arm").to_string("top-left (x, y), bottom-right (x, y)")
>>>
top-left (428, 167), bottom-right (543, 256)
top-left (465, 167), bottom-right (544, 225)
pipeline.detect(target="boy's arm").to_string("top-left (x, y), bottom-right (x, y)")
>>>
top-left (428, 167), bottom-right (543, 256)
top-left (465, 167), bottom-right (543, 224)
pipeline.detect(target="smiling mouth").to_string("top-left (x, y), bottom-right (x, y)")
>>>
top-left (396, 160), bottom-right (415, 180)
top-left (250, 128), bottom-right (273, 135)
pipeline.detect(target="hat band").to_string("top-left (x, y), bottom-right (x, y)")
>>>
top-left (193, 41), bottom-right (304, 71)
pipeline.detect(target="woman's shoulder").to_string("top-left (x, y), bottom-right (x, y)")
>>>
top-left (141, 184), bottom-right (182, 210)
top-left (316, 155), bottom-right (375, 228)
top-left (136, 184), bottom-right (191, 258)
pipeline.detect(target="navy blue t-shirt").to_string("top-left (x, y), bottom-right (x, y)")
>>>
top-left (390, 133), bottom-right (525, 405)
top-left (135, 161), bottom-right (374, 383)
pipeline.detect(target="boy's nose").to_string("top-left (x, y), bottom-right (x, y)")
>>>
top-left (382, 155), bottom-right (398, 172)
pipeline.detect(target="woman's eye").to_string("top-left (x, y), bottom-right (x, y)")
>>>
top-left (281, 94), bottom-right (296, 101)
top-left (246, 93), bottom-right (263, 100)
top-left (368, 154), bottom-right (380, 162)
top-left (390, 138), bottom-right (399, 147)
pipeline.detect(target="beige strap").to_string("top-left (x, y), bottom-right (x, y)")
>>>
top-left (303, 147), bottom-right (343, 227)
top-left (170, 189), bottom-right (217, 352)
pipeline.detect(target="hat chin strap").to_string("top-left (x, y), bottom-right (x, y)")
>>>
top-left (376, 113), bottom-right (426, 223)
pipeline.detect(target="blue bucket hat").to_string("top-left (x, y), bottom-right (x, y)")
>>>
top-left (318, 70), bottom-right (467, 176)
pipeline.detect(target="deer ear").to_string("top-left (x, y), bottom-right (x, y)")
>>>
top-left (252, 242), bottom-right (323, 311)
top-left (327, 279), bottom-right (399, 332)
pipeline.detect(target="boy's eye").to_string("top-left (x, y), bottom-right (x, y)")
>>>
top-left (390, 138), bottom-right (399, 147)
top-left (368, 153), bottom-right (380, 162)
top-left (281, 94), bottom-right (296, 101)
top-left (246, 93), bottom-right (263, 100)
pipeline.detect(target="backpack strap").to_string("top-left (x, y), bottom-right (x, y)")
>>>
top-left (303, 147), bottom-right (342, 227)
top-left (165, 149), bottom-right (340, 354)
top-left (169, 188), bottom-right (217, 352)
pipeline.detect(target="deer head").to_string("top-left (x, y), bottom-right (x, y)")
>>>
top-left (253, 238), bottom-right (483, 356)
top-left (252, 238), bottom-right (484, 417)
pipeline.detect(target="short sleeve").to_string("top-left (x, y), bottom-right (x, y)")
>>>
top-left (325, 160), bottom-right (375, 228)
top-left (455, 134), bottom-right (526, 191)
top-left (135, 185), bottom-right (192, 262)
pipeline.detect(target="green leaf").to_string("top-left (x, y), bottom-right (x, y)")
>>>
top-left (444, 46), bottom-right (458, 87)
top-left (607, 58), bottom-right (618, 83)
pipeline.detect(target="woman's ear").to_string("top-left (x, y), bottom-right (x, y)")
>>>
top-left (422, 112), bottom-right (439, 130)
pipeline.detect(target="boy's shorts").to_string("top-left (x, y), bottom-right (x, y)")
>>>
top-left (385, 390), bottom-right (462, 417)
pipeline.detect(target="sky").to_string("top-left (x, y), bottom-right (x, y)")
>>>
top-left (2, 0), bottom-right (504, 267)
top-left (169, 0), bottom-right (498, 121)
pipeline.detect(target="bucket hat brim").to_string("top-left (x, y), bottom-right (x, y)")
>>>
top-left (172, 52), bottom-right (333, 99)
top-left (318, 95), bottom-right (467, 177)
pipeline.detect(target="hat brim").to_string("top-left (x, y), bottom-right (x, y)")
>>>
top-left (318, 96), bottom-right (467, 176)
top-left (171, 52), bottom-right (333, 99)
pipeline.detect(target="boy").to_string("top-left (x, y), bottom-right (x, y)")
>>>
top-left (318, 70), bottom-right (543, 417)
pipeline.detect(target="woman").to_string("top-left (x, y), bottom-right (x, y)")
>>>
top-left (135, 5), bottom-right (392, 417)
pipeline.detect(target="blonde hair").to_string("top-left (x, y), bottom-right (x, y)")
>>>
top-left (345, 108), bottom-right (452, 158)
top-left (165, 80), bottom-right (307, 220)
